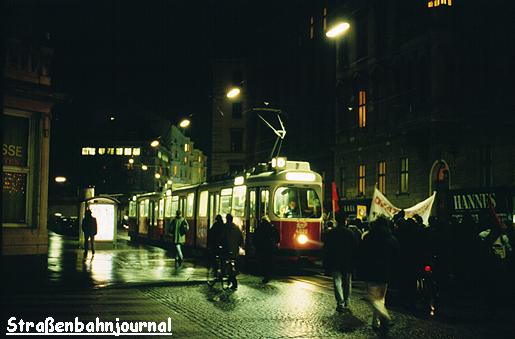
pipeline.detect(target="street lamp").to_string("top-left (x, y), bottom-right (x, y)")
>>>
top-left (150, 140), bottom-right (160, 148)
top-left (326, 21), bottom-right (350, 38)
top-left (55, 176), bottom-right (67, 183)
top-left (141, 164), bottom-right (148, 171)
top-left (179, 118), bottom-right (191, 128)
top-left (226, 87), bottom-right (241, 99)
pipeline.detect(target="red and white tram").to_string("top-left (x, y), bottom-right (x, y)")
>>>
top-left (128, 158), bottom-right (324, 259)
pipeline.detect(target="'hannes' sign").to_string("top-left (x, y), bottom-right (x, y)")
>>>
top-left (452, 193), bottom-right (496, 211)
top-left (2, 115), bottom-right (29, 167)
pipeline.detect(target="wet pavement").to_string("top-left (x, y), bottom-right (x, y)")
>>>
top-left (2, 231), bottom-right (514, 338)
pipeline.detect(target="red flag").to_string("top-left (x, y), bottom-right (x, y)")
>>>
top-left (331, 182), bottom-right (340, 215)
top-left (488, 195), bottom-right (506, 229)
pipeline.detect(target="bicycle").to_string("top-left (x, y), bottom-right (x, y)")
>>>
top-left (206, 246), bottom-right (236, 290)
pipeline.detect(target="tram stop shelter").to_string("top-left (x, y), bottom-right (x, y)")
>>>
top-left (79, 196), bottom-right (119, 249)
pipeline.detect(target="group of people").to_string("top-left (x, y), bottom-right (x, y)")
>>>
top-left (205, 213), bottom-right (280, 288)
top-left (323, 212), bottom-right (397, 331)
top-left (323, 208), bottom-right (514, 332)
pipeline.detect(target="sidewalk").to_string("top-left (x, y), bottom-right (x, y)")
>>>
top-left (2, 231), bottom-right (209, 291)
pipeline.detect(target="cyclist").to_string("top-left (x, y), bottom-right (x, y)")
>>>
top-left (221, 213), bottom-right (244, 290)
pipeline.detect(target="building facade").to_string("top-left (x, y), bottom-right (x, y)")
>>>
top-left (2, 37), bottom-right (55, 255)
top-left (331, 0), bottom-right (514, 220)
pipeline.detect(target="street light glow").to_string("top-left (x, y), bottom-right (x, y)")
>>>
top-left (55, 176), bottom-right (67, 183)
top-left (128, 158), bottom-right (134, 164)
top-left (142, 165), bottom-right (148, 171)
top-left (226, 87), bottom-right (241, 99)
top-left (154, 173), bottom-right (161, 179)
top-left (326, 22), bottom-right (350, 38)
top-left (150, 140), bottom-right (160, 147)
top-left (179, 119), bottom-right (191, 128)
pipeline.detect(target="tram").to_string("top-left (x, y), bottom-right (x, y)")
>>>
top-left (128, 157), bottom-right (324, 259)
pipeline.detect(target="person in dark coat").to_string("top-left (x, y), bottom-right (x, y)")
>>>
top-left (221, 214), bottom-right (244, 290)
top-left (360, 216), bottom-right (399, 331)
top-left (323, 211), bottom-right (360, 313)
top-left (166, 210), bottom-right (189, 268)
top-left (254, 215), bottom-right (280, 284)
top-left (207, 215), bottom-right (225, 275)
top-left (82, 209), bottom-right (98, 258)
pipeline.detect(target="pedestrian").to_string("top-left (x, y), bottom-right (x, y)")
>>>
top-left (207, 214), bottom-right (224, 274)
top-left (167, 210), bottom-right (189, 268)
top-left (323, 211), bottom-right (359, 313)
top-left (360, 216), bottom-right (399, 331)
top-left (221, 213), bottom-right (244, 290)
top-left (254, 215), bottom-right (280, 284)
top-left (82, 209), bottom-right (97, 258)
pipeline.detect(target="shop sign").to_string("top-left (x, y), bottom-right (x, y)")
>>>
top-left (2, 115), bottom-right (29, 167)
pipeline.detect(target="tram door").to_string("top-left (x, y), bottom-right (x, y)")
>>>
top-left (246, 188), bottom-right (270, 254)
top-left (208, 192), bottom-right (218, 228)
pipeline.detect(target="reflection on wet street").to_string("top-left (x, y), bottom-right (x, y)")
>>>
top-left (45, 231), bottom-right (205, 288)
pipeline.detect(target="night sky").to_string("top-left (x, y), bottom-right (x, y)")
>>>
top-left (5, 0), bottom-right (296, 177)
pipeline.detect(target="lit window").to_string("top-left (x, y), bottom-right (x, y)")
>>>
top-left (116, 148), bottom-right (123, 155)
top-left (358, 90), bottom-right (366, 128)
top-left (132, 148), bottom-right (141, 156)
top-left (184, 143), bottom-right (189, 152)
top-left (309, 16), bottom-right (314, 39)
top-left (98, 148), bottom-right (106, 155)
top-left (124, 148), bottom-right (132, 156)
top-left (377, 161), bottom-right (386, 194)
top-left (81, 147), bottom-right (95, 155)
top-left (186, 193), bottom-right (195, 217)
top-left (358, 164), bottom-right (366, 195)
top-left (428, 1), bottom-right (433, 7)
top-left (400, 157), bottom-right (409, 193)
top-left (198, 156), bottom-right (201, 162)
top-left (107, 148), bottom-right (115, 155)
top-left (184, 157), bottom-right (187, 164)
top-left (173, 165), bottom-right (178, 176)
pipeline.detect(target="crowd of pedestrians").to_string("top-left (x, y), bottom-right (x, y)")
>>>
top-left (322, 209), bottom-right (514, 332)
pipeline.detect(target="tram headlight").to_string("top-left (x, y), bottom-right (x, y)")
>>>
top-left (297, 234), bottom-right (308, 245)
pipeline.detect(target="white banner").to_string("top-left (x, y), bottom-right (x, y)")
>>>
top-left (369, 188), bottom-right (436, 225)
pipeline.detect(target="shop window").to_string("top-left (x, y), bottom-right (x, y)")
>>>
top-left (124, 148), bottom-right (132, 156)
top-left (107, 148), bottom-right (115, 155)
top-left (132, 148), bottom-right (141, 156)
top-left (3, 114), bottom-right (31, 226)
top-left (116, 148), bottom-right (123, 155)
top-left (98, 148), bottom-right (106, 155)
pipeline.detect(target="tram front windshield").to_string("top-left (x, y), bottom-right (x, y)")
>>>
top-left (274, 187), bottom-right (321, 219)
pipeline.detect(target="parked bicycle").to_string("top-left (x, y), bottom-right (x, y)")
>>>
top-left (207, 246), bottom-right (237, 290)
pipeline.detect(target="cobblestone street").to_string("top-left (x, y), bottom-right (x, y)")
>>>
top-left (2, 233), bottom-right (514, 338)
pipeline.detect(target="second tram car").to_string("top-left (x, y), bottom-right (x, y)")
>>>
top-left (128, 158), bottom-right (324, 259)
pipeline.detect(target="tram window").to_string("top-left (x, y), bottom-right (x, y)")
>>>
top-left (261, 189), bottom-right (270, 217)
top-left (171, 196), bottom-right (179, 216)
top-left (158, 199), bottom-right (165, 219)
top-left (199, 191), bottom-right (208, 217)
top-left (186, 193), bottom-right (195, 217)
top-left (273, 187), bottom-right (321, 219)
top-left (220, 188), bottom-right (233, 216)
top-left (165, 196), bottom-right (172, 217)
top-left (232, 185), bottom-right (246, 217)
top-left (129, 201), bottom-right (137, 217)
top-left (140, 199), bottom-right (149, 217)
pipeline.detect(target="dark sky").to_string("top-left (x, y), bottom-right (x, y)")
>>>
top-left (5, 0), bottom-right (275, 135)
